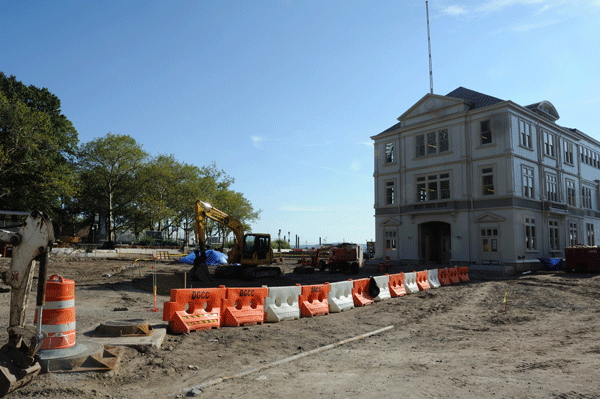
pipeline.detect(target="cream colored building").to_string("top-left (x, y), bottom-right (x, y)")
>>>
top-left (372, 87), bottom-right (600, 271)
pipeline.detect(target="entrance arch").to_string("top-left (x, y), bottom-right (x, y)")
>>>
top-left (419, 221), bottom-right (451, 265)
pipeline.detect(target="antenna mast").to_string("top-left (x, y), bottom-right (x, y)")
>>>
top-left (426, 1), bottom-right (433, 94)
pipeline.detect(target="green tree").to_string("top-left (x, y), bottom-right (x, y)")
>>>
top-left (212, 188), bottom-right (261, 247)
top-left (191, 162), bottom-right (235, 244)
top-left (77, 133), bottom-right (148, 242)
top-left (0, 73), bottom-right (78, 216)
top-left (134, 155), bottom-right (206, 240)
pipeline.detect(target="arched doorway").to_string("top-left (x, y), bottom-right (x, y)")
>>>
top-left (419, 221), bottom-right (451, 265)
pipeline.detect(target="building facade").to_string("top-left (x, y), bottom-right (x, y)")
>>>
top-left (372, 87), bottom-right (600, 271)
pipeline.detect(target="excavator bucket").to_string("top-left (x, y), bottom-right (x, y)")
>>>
top-left (0, 355), bottom-right (41, 397)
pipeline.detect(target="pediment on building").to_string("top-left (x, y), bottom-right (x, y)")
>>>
top-left (381, 217), bottom-right (402, 226)
top-left (474, 212), bottom-right (506, 223)
top-left (399, 93), bottom-right (471, 127)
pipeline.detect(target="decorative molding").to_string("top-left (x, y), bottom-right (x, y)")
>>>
top-left (474, 212), bottom-right (506, 223)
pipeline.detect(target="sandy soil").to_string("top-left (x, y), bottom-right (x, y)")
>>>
top-left (1, 255), bottom-right (600, 398)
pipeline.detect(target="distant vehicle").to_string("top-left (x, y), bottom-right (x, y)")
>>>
top-left (321, 243), bottom-right (363, 274)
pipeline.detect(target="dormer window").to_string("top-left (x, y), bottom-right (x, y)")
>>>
top-left (526, 100), bottom-right (559, 122)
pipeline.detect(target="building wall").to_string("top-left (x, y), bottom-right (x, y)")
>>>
top-left (372, 92), bottom-right (600, 269)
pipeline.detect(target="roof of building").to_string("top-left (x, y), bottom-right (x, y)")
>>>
top-left (376, 87), bottom-right (504, 136)
top-left (378, 121), bottom-right (402, 135)
top-left (445, 86), bottom-right (504, 109)
top-left (524, 100), bottom-right (560, 121)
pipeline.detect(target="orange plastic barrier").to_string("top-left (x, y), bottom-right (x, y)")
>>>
top-left (163, 287), bottom-right (226, 333)
top-left (297, 283), bottom-right (330, 317)
top-left (34, 275), bottom-right (76, 350)
top-left (221, 286), bottom-right (268, 327)
top-left (438, 268), bottom-right (451, 286)
top-left (458, 266), bottom-right (470, 282)
top-left (351, 278), bottom-right (375, 307)
top-left (416, 271), bottom-right (430, 291)
top-left (448, 267), bottom-right (460, 284)
top-left (388, 273), bottom-right (406, 297)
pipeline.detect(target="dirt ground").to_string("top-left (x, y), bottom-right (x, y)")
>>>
top-left (1, 254), bottom-right (600, 398)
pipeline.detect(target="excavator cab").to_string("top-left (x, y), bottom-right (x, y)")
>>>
top-left (242, 234), bottom-right (271, 263)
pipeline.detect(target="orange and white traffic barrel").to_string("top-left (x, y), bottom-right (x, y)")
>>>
top-left (34, 275), bottom-right (76, 350)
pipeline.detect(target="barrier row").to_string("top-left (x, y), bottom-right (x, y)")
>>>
top-left (162, 267), bottom-right (469, 334)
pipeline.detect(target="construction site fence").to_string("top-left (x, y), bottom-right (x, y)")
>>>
top-left (163, 266), bottom-right (469, 334)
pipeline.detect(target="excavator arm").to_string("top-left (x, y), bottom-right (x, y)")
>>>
top-left (0, 210), bottom-right (54, 397)
top-left (191, 201), bottom-right (278, 280)
top-left (194, 200), bottom-right (243, 264)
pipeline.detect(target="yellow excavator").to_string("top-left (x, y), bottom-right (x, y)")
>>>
top-left (190, 201), bottom-right (281, 280)
top-left (0, 211), bottom-right (54, 397)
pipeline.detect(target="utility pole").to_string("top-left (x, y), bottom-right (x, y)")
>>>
top-left (426, 1), bottom-right (434, 94)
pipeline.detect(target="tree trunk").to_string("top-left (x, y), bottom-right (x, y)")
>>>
top-left (108, 191), bottom-right (114, 242)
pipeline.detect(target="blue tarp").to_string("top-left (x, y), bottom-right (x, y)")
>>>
top-left (538, 258), bottom-right (563, 271)
top-left (179, 250), bottom-right (228, 265)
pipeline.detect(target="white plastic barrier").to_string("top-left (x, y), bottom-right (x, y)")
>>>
top-left (264, 285), bottom-right (301, 322)
top-left (427, 269), bottom-right (441, 288)
top-left (404, 272), bottom-right (419, 294)
top-left (327, 281), bottom-right (355, 313)
top-left (372, 275), bottom-right (391, 302)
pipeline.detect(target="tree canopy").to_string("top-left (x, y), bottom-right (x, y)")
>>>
top-left (0, 72), bottom-right (259, 244)
top-left (0, 73), bottom-right (78, 212)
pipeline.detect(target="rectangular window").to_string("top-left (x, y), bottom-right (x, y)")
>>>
top-left (543, 131), bottom-right (555, 157)
top-left (438, 129), bottom-right (449, 152)
top-left (546, 174), bottom-right (557, 202)
top-left (522, 166), bottom-right (534, 198)
top-left (520, 120), bottom-right (532, 148)
top-left (566, 180), bottom-right (576, 206)
top-left (417, 129), bottom-right (450, 157)
top-left (585, 148), bottom-right (590, 165)
top-left (427, 132), bottom-right (437, 155)
top-left (385, 231), bottom-right (397, 250)
top-left (385, 142), bottom-right (394, 163)
top-left (481, 228), bottom-right (498, 253)
top-left (480, 120), bottom-right (492, 145)
top-left (582, 187), bottom-right (592, 209)
top-left (549, 221), bottom-right (559, 251)
top-left (416, 176), bottom-right (426, 202)
top-left (482, 167), bottom-right (494, 196)
top-left (416, 173), bottom-right (450, 202)
top-left (416, 135), bottom-right (425, 157)
top-left (569, 222), bottom-right (578, 246)
top-left (564, 140), bottom-right (574, 165)
top-left (587, 223), bottom-right (595, 246)
top-left (386, 181), bottom-right (395, 205)
top-left (525, 218), bottom-right (536, 250)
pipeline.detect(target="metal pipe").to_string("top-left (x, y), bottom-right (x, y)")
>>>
top-left (173, 325), bottom-right (395, 395)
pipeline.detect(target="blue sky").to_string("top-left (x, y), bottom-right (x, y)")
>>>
top-left (2, 0), bottom-right (599, 245)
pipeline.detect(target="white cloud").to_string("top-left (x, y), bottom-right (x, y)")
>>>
top-left (442, 5), bottom-right (468, 15)
top-left (251, 136), bottom-right (263, 149)
top-left (510, 19), bottom-right (557, 31)
top-left (359, 141), bottom-right (374, 146)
